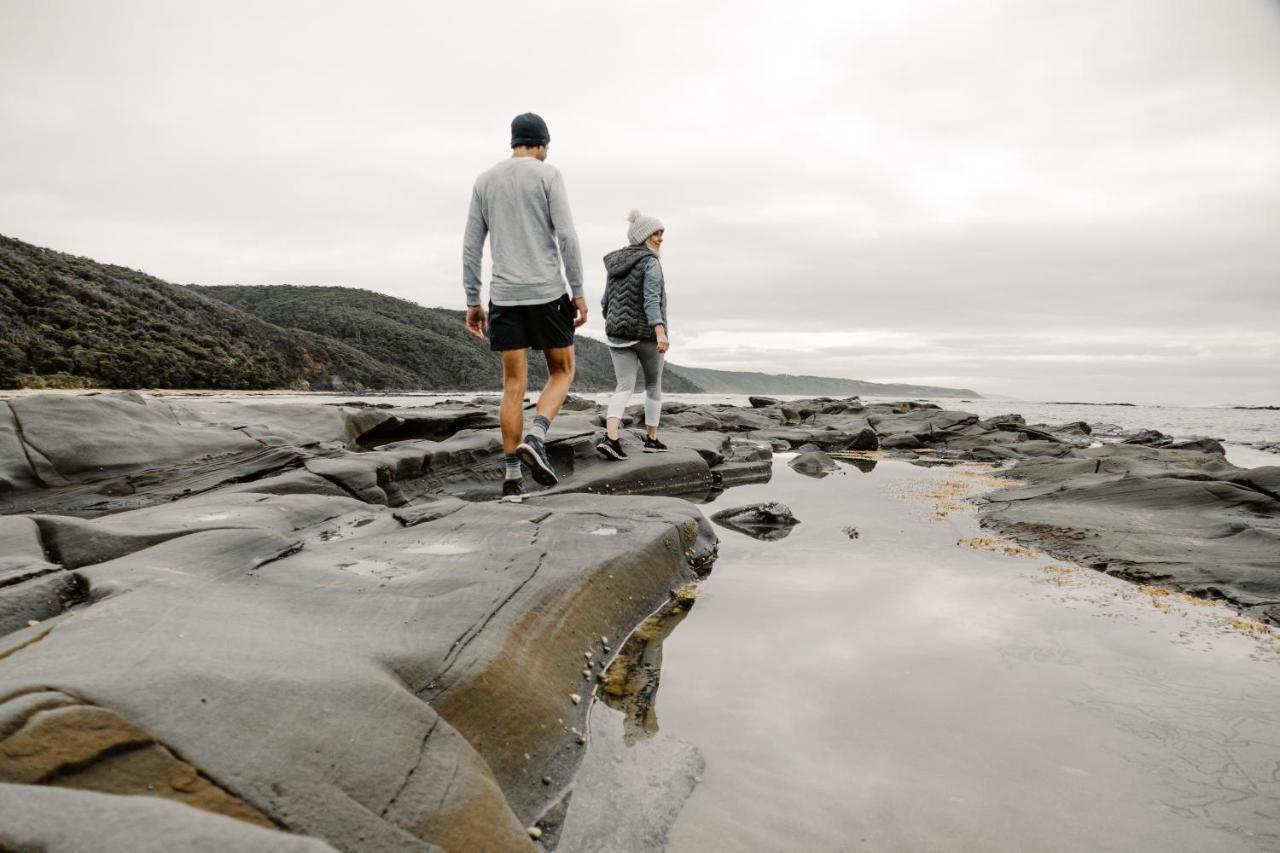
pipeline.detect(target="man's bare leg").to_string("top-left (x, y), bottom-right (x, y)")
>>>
top-left (500, 349), bottom-right (528, 454)
top-left (538, 345), bottom-right (576, 422)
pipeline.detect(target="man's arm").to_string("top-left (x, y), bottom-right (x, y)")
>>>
top-left (547, 170), bottom-right (585, 301)
top-left (462, 186), bottom-right (488, 307)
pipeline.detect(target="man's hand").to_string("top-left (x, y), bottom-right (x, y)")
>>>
top-left (572, 297), bottom-right (589, 328)
top-left (655, 325), bottom-right (670, 354)
top-left (465, 305), bottom-right (487, 338)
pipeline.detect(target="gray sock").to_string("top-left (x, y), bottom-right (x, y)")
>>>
top-left (530, 414), bottom-right (551, 442)
top-left (504, 454), bottom-right (521, 481)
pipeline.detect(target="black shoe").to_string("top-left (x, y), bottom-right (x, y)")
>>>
top-left (596, 435), bottom-right (628, 461)
top-left (643, 436), bottom-right (669, 453)
top-left (517, 434), bottom-right (559, 486)
top-left (500, 479), bottom-right (524, 503)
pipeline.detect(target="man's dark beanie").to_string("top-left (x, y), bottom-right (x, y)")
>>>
top-left (511, 112), bottom-right (550, 148)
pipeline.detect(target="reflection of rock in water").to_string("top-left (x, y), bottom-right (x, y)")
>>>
top-left (837, 456), bottom-right (878, 473)
top-left (556, 584), bottom-right (707, 853)
top-left (599, 586), bottom-right (698, 745)
top-left (788, 449), bottom-right (838, 478)
top-left (709, 502), bottom-right (800, 541)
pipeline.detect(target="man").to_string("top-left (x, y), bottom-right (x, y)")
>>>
top-left (462, 112), bottom-right (587, 503)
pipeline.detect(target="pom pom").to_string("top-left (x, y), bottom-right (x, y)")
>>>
top-left (627, 209), bottom-right (640, 223)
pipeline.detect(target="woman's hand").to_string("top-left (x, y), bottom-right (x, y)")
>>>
top-left (655, 326), bottom-right (670, 354)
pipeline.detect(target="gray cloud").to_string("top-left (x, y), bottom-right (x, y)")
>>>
top-left (1, 0), bottom-right (1278, 403)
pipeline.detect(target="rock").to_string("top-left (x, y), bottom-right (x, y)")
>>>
top-left (1047, 420), bottom-right (1092, 436)
top-left (842, 526), bottom-right (859, 539)
top-left (993, 422), bottom-right (1062, 443)
top-left (539, 445), bottom-right (717, 501)
top-left (788, 450), bottom-right (838, 478)
top-left (558, 394), bottom-right (599, 412)
top-left (978, 414), bottom-right (1026, 429)
top-left (985, 453), bottom-right (1280, 621)
top-left (866, 409), bottom-right (978, 443)
top-left (8, 394), bottom-right (262, 482)
top-left (0, 405), bottom-right (41, 492)
top-left (709, 502), bottom-right (800, 541)
top-left (747, 396), bottom-right (780, 408)
top-left (591, 412), bottom-right (636, 428)
top-left (842, 426), bottom-right (879, 451)
top-left (0, 783), bottom-right (338, 852)
top-left (0, 491), bottom-right (718, 850)
top-left (700, 407), bottom-right (776, 432)
top-left (1121, 428), bottom-right (1173, 447)
top-left (880, 434), bottom-right (923, 450)
top-left (1168, 436), bottom-right (1226, 456)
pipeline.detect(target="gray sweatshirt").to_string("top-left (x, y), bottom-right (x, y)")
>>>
top-left (462, 157), bottom-right (584, 307)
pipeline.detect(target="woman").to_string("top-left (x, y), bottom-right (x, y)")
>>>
top-left (597, 209), bottom-right (670, 460)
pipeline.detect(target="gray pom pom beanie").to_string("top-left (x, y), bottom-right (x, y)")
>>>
top-left (626, 209), bottom-right (664, 246)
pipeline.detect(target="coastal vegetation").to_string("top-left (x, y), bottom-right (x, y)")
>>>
top-left (0, 233), bottom-right (704, 393)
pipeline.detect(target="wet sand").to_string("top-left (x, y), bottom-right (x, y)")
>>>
top-left (594, 457), bottom-right (1280, 852)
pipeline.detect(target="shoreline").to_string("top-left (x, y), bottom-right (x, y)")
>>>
top-left (1, 391), bottom-right (1278, 850)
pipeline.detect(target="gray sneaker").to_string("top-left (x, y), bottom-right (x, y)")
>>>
top-left (517, 434), bottom-right (558, 486)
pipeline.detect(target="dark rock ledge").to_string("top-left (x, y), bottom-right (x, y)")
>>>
top-left (981, 443), bottom-right (1280, 624)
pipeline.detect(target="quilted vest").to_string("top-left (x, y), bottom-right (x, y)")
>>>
top-left (603, 245), bottom-right (667, 342)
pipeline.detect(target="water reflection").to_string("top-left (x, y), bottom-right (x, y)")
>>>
top-left (709, 502), bottom-right (801, 541)
top-left (598, 586), bottom-right (698, 744)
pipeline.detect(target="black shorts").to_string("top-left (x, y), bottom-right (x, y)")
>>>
top-left (488, 294), bottom-right (575, 352)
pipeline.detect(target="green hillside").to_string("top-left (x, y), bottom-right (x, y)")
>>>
top-left (0, 234), bottom-right (415, 390)
top-left (0, 233), bottom-right (701, 392)
top-left (193, 284), bottom-right (701, 393)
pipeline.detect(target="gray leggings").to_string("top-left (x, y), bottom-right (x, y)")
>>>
top-left (606, 342), bottom-right (664, 426)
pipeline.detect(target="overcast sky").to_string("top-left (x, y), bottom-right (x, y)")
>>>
top-left (2, 0), bottom-right (1278, 404)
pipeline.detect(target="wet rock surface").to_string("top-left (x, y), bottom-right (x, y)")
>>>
top-left (983, 444), bottom-right (1280, 623)
top-left (0, 391), bottom-right (1276, 849)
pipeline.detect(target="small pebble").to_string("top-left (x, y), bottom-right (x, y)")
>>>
top-left (583, 651), bottom-right (593, 660)
top-left (569, 693), bottom-right (581, 705)
top-left (542, 776), bottom-right (552, 785)
top-left (528, 826), bottom-right (543, 840)
top-left (577, 733), bottom-right (588, 745)
top-left (26, 619), bottom-right (40, 627)
top-left (599, 635), bottom-right (609, 645)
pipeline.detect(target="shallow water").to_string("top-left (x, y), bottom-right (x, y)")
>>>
top-left (571, 458), bottom-right (1280, 853)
